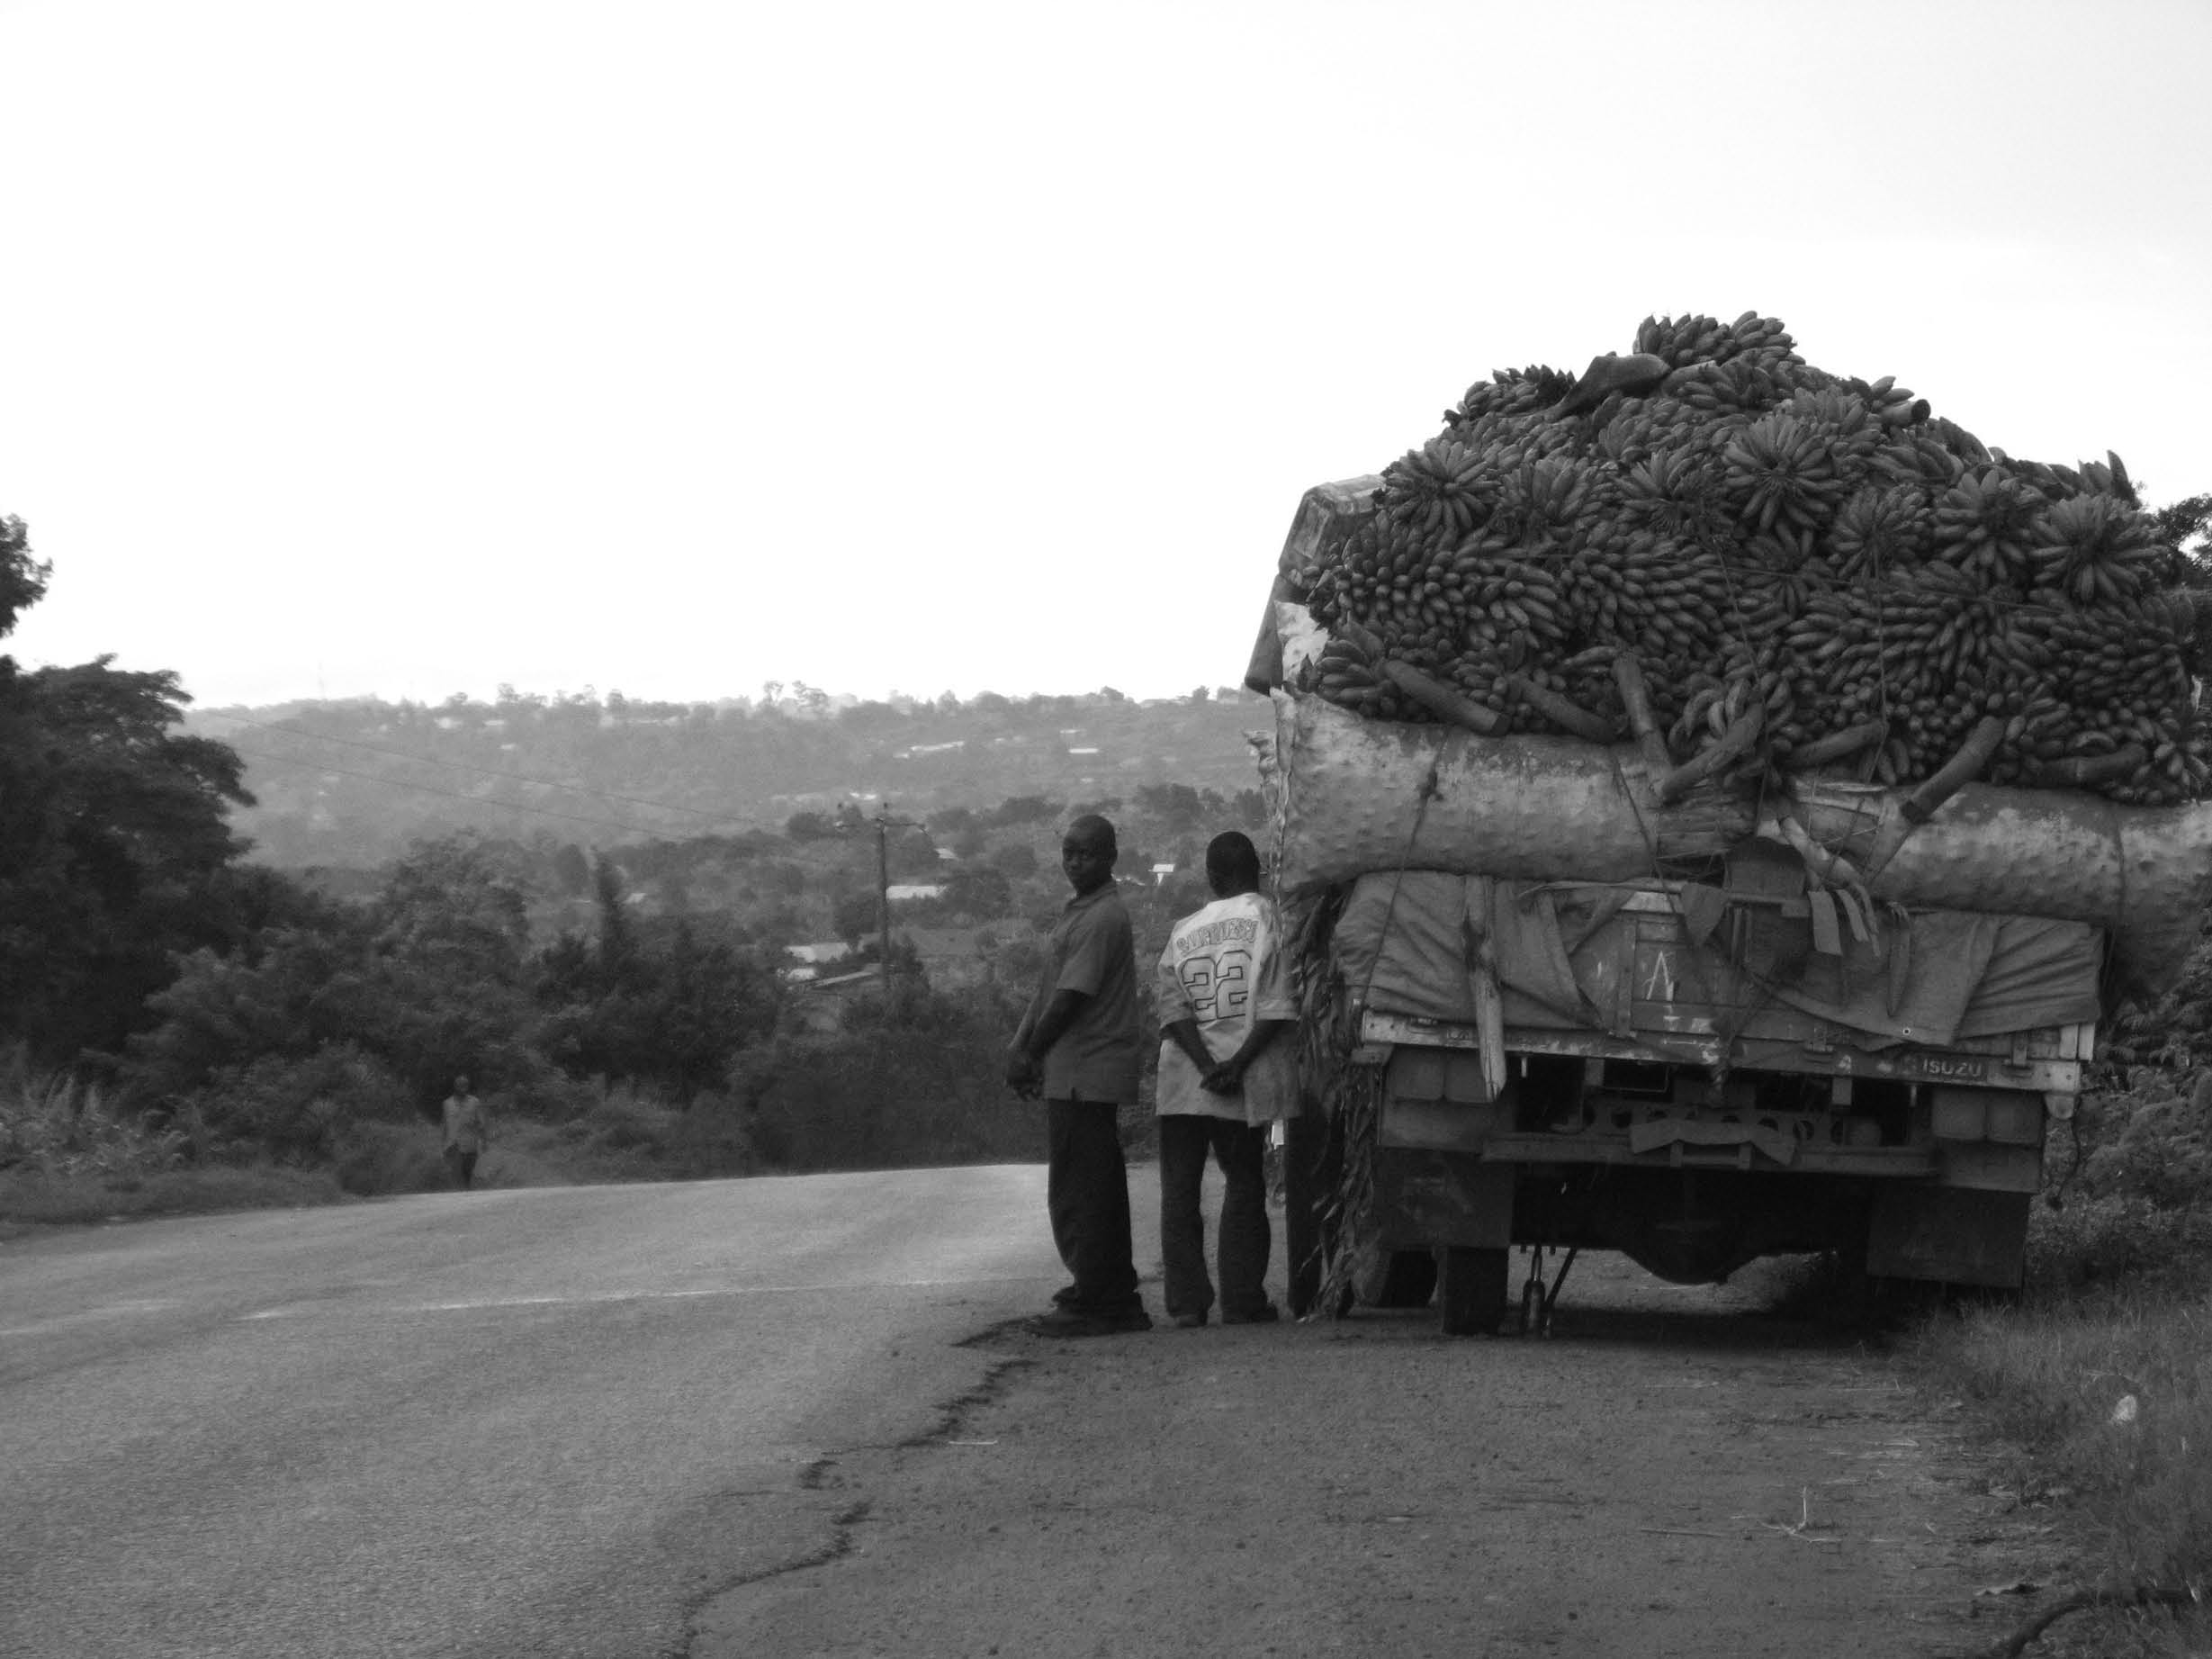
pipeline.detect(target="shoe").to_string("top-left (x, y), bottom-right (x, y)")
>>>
top-left (1222, 1304), bottom-right (1281, 1326)
top-left (1050, 1284), bottom-right (1080, 1308)
top-left (1026, 1307), bottom-right (1152, 1339)
top-left (1171, 1312), bottom-right (1208, 1329)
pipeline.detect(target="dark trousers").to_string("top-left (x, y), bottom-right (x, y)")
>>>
top-left (1159, 1114), bottom-right (1272, 1321)
top-left (1046, 1099), bottom-right (1142, 1316)
top-left (445, 1147), bottom-right (478, 1190)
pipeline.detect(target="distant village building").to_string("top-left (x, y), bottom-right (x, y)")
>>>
top-left (782, 968), bottom-right (881, 1033)
top-left (1150, 862), bottom-right (1176, 885)
top-left (886, 883), bottom-right (948, 903)
top-left (783, 942), bottom-right (855, 983)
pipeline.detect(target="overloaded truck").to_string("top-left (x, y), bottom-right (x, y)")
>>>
top-left (1245, 314), bottom-right (2212, 1333)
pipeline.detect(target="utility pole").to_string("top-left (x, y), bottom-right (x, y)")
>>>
top-left (869, 802), bottom-right (922, 1001)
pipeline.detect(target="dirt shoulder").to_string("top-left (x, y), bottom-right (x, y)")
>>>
top-left (692, 1180), bottom-right (2055, 1658)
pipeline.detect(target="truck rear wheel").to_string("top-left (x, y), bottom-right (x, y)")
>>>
top-left (1437, 1245), bottom-right (1509, 1337)
top-left (1355, 1248), bottom-right (1439, 1309)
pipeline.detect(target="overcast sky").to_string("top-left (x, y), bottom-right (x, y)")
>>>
top-left (2, 0), bottom-right (2207, 710)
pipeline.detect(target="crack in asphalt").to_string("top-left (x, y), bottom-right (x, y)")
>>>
top-left (671, 1342), bottom-right (1037, 1655)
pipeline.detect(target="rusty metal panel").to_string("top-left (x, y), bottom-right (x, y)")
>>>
top-left (1388, 1045), bottom-right (1448, 1102)
top-left (1936, 1142), bottom-right (2044, 1194)
top-left (1378, 1096), bottom-right (1513, 1152)
top-left (1361, 1015), bottom-right (2083, 1092)
top-left (1443, 1050), bottom-right (1492, 1104)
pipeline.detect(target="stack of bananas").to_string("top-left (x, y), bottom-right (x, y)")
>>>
top-left (1296, 312), bottom-right (2203, 804)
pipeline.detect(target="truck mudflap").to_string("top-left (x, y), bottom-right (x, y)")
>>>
top-left (1372, 1150), bottom-right (1512, 1251)
top-left (1866, 1186), bottom-right (2030, 1289)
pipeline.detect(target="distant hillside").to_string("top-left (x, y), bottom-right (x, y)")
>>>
top-left (184, 685), bottom-right (1277, 868)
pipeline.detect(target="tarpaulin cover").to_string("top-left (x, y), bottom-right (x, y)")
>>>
top-left (1332, 871), bottom-right (2103, 1048)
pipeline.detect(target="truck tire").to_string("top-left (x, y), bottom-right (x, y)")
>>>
top-left (1437, 1246), bottom-right (1508, 1337)
top-left (1356, 1248), bottom-right (1439, 1309)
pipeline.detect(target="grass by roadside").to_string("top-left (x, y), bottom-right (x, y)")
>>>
top-left (0, 1165), bottom-right (346, 1231)
top-left (1912, 1195), bottom-right (2212, 1658)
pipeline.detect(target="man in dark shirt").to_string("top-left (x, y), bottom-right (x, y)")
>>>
top-left (1006, 814), bottom-right (1151, 1337)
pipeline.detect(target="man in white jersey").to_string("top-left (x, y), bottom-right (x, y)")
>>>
top-left (1154, 831), bottom-right (1299, 1327)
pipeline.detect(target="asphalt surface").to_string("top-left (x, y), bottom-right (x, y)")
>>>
top-left (5, 1168), bottom-right (2052, 1659)
top-left (702, 1252), bottom-right (2045, 1659)
top-left (0, 1168), bottom-right (1062, 1659)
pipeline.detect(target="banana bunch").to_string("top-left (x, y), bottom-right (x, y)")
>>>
top-left (1930, 467), bottom-right (2046, 590)
top-left (1721, 413), bottom-right (1848, 536)
top-left (1635, 311), bottom-right (1796, 373)
top-left (1844, 374), bottom-right (1927, 428)
top-left (1380, 437), bottom-right (1493, 539)
top-left (1668, 356), bottom-right (1787, 416)
top-left (1293, 312), bottom-right (2200, 805)
top-left (1488, 457), bottom-right (1596, 545)
top-left (1449, 365), bottom-right (1579, 426)
top-left (1306, 622), bottom-right (1389, 713)
top-left (1826, 483), bottom-right (1934, 581)
top-left (2033, 493), bottom-right (2161, 603)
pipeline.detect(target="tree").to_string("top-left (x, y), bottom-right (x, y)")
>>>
top-left (126, 833), bottom-right (588, 1151)
top-left (832, 890), bottom-right (880, 951)
top-left (0, 514), bottom-right (49, 639)
top-left (538, 873), bottom-right (780, 1100)
top-left (1132, 782), bottom-right (1202, 833)
top-left (363, 834), bottom-right (544, 1103)
top-left (989, 842), bottom-right (1039, 879)
top-left (2154, 493), bottom-right (2212, 585)
top-left (0, 655), bottom-right (256, 1063)
top-left (942, 864), bottom-right (1012, 920)
top-left (988, 795), bottom-right (1063, 829)
top-left (552, 843), bottom-right (592, 897)
top-left (887, 826), bottom-right (940, 879)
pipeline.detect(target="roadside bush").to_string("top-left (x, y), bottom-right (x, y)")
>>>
top-left (0, 1047), bottom-right (350, 1222)
top-left (180, 1042), bottom-right (413, 1166)
top-left (506, 1079), bottom-right (757, 1183)
top-left (2035, 1068), bottom-right (2212, 1287)
top-left (332, 1119), bottom-right (450, 1196)
top-left (0, 1050), bottom-right (184, 1179)
top-left (2082, 1074), bottom-right (2212, 1212)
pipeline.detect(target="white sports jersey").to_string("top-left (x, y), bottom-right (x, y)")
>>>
top-left (1153, 890), bottom-right (1298, 1123)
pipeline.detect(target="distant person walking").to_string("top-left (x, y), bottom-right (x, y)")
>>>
top-left (1155, 831), bottom-right (1298, 1327)
top-left (1005, 815), bottom-right (1151, 1338)
top-left (441, 1074), bottom-right (490, 1190)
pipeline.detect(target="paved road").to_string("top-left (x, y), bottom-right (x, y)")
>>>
top-left (0, 1169), bottom-right (1061, 1659)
